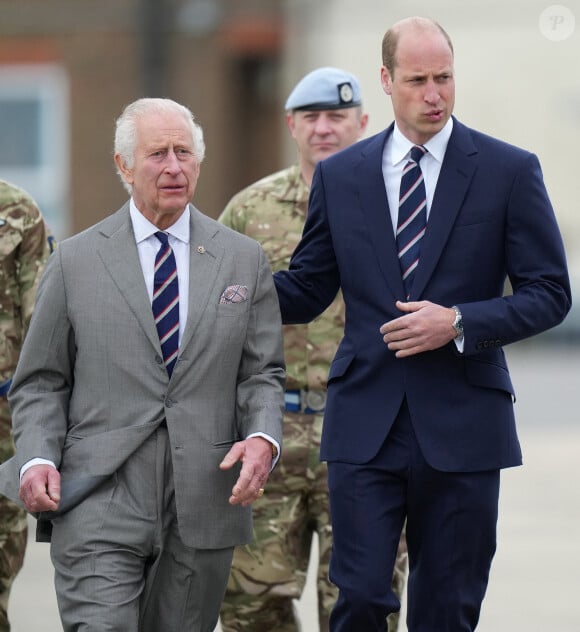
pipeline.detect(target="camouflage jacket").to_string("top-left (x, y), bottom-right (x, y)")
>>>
top-left (220, 164), bottom-right (344, 391)
top-left (0, 180), bottom-right (52, 390)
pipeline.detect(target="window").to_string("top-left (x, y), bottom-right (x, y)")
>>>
top-left (0, 64), bottom-right (69, 238)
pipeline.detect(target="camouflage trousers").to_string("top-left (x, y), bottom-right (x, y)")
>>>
top-left (0, 399), bottom-right (27, 632)
top-left (220, 411), bottom-right (408, 632)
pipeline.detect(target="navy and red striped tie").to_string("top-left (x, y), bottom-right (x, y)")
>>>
top-left (396, 145), bottom-right (428, 300)
top-left (152, 231), bottom-right (179, 376)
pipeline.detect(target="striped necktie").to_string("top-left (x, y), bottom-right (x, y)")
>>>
top-left (152, 231), bottom-right (179, 376)
top-left (396, 145), bottom-right (428, 300)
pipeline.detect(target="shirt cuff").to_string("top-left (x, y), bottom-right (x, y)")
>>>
top-left (20, 458), bottom-right (57, 481)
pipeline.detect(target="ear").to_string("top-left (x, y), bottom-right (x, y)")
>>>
top-left (286, 112), bottom-right (297, 138)
top-left (380, 66), bottom-right (393, 96)
top-left (358, 112), bottom-right (370, 137)
top-left (114, 153), bottom-right (133, 185)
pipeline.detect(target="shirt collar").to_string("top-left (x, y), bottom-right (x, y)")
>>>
top-left (390, 117), bottom-right (454, 166)
top-left (130, 199), bottom-right (191, 245)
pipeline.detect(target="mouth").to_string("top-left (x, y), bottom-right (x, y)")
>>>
top-left (425, 110), bottom-right (444, 121)
top-left (313, 143), bottom-right (336, 151)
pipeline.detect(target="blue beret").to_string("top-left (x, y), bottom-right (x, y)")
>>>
top-left (285, 67), bottom-right (362, 111)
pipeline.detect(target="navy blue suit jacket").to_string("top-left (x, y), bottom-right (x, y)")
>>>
top-left (274, 118), bottom-right (571, 472)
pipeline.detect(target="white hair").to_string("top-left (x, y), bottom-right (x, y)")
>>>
top-left (114, 97), bottom-right (206, 194)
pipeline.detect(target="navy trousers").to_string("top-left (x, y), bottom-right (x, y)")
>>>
top-left (327, 401), bottom-right (500, 631)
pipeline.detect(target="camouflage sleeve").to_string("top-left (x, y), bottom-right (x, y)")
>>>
top-left (218, 192), bottom-right (250, 234)
top-left (16, 199), bottom-right (53, 332)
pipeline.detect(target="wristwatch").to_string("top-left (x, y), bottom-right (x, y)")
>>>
top-left (451, 305), bottom-right (464, 339)
top-left (271, 443), bottom-right (279, 459)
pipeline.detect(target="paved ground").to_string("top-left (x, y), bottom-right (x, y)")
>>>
top-left (8, 344), bottom-right (580, 631)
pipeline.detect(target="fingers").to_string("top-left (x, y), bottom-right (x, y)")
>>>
top-left (46, 467), bottom-right (61, 504)
top-left (380, 300), bottom-right (457, 357)
top-left (228, 465), bottom-right (268, 507)
top-left (19, 465), bottom-right (61, 513)
top-left (221, 438), bottom-right (272, 507)
top-left (219, 442), bottom-right (245, 471)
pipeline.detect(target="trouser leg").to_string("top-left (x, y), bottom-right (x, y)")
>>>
top-left (0, 399), bottom-right (27, 632)
top-left (51, 427), bottom-right (231, 632)
top-left (405, 464), bottom-right (499, 632)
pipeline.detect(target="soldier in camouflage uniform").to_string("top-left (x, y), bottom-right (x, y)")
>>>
top-left (219, 68), bottom-right (407, 632)
top-left (0, 180), bottom-right (53, 632)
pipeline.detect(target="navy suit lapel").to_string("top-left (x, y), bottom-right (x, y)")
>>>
top-left (356, 126), bottom-right (406, 299)
top-left (412, 120), bottom-right (478, 299)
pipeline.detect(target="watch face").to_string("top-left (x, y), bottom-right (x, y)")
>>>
top-left (452, 307), bottom-right (463, 337)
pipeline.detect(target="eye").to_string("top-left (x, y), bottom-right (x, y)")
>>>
top-left (176, 148), bottom-right (194, 160)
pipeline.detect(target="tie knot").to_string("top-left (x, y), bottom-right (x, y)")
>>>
top-left (155, 231), bottom-right (169, 247)
top-left (410, 145), bottom-right (427, 164)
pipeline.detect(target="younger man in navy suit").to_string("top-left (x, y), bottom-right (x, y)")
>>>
top-left (274, 16), bottom-right (571, 631)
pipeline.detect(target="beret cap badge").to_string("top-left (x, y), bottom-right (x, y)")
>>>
top-left (338, 82), bottom-right (354, 104)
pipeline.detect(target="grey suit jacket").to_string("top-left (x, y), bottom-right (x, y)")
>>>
top-left (0, 203), bottom-right (285, 548)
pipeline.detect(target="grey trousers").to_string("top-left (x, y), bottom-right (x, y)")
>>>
top-left (49, 427), bottom-right (234, 631)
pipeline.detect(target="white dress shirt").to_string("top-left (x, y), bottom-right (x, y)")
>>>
top-left (382, 118), bottom-right (453, 232)
top-left (130, 200), bottom-right (190, 346)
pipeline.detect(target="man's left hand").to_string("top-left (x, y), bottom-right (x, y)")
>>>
top-left (219, 436), bottom-right (273, 506)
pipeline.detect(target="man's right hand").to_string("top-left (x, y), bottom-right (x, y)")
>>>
top-left (19, 464), bottom-right (61, 513)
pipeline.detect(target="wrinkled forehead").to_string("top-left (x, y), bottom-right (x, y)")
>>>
top-left (136, 112), bottom-right (193, 146)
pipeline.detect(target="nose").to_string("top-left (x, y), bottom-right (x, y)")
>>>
top-left (313, 114), bottom-right (333, 134)
top-left (164, 150), bottom-right (181, 173)
top-left (424, 80), bottom-right (440, 104)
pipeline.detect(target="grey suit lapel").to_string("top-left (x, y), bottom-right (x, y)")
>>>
top-left (413, 120), bottom-right (478, 298)
top-left (95, 203), bottom-right (226, 361)
top-left (179, 206), bottom-right (224, 353)
top-left (96, 204), bottom-right (161, 354)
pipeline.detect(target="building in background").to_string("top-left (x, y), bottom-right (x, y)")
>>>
top-left (0, 0), bottom-right (286, 237)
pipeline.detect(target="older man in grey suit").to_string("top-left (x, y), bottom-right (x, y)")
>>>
top-left (0, 98), bottom-right (285, 631)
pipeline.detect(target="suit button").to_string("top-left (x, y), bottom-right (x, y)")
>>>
top-left (165, 399), bottom-right (174, 408)
top-left (155, 355), bottom-right (163, 364)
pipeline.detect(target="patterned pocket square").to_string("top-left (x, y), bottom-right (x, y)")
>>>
top-left (219, 284), bottom-right (248, 304)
